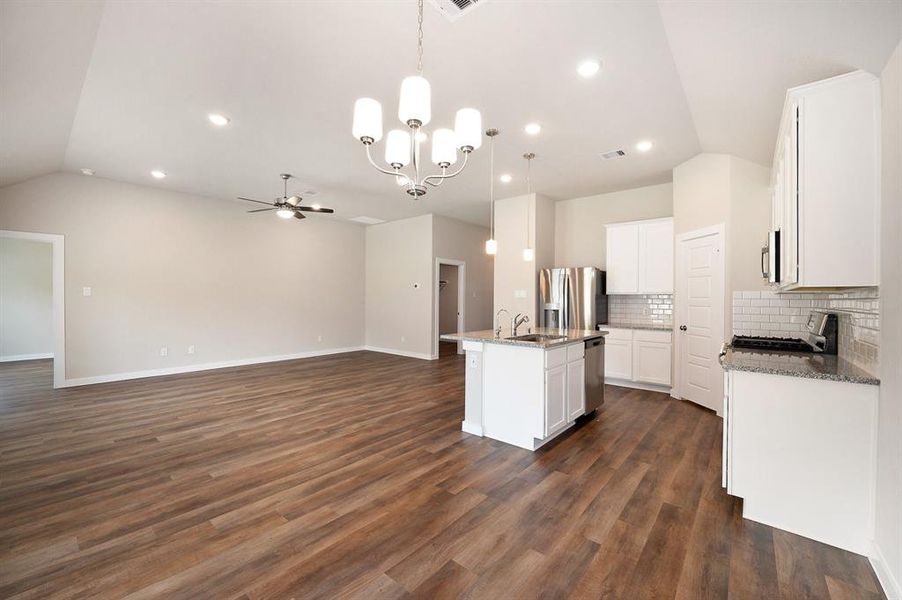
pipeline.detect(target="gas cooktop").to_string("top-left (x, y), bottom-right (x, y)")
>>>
top-left (730, 335), bottom-right (815, 353)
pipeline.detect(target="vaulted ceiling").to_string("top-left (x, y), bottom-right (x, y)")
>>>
top-left (2, 0), bottom-right (900, 225)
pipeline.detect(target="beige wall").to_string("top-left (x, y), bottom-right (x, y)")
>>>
top-left (0, 237), bottom-right (53, 359)
top-left (876, 38), bottom-right (902, 597)
top-left (673, 153), bottom-right (771, 337)
top-left (365, 214), bottom-right (493, 358)
top-left (554, 183), bottom-right (673, 269)
top-left (492, 193), bottom-right (554, 328)
top-left (0, 173), bottom-right (366, 380)
top-left (364, 215), bottom-right (433, 357)
top-left (432, 215), bottom-right (493, 334)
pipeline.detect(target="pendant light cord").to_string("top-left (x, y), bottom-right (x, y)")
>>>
top-left (526, 154), bottom-right (533, 247)
top-left (416, 0), bottom-right (424, 74)
top-left (490, 134), bottom-right (495, 239)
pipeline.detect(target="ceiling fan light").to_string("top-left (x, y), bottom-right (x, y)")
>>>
top-left (431, 128), bottom-right (457, 166)
top-left (398, 76), bottom-right (431, 126)
top-left (455, 108), bottom-right (482, 150)
top-left (485, 239), bottom-right (497, 255)
top-left (276, 208), bottom-right (294, 219)
top-left (352, 98), bottom-right (383, 142)
top-left (385, 129), bottom-right (411, 167)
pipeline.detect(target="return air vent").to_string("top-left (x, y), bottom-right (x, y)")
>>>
top-left (600, 149), bottom-right (627, 160)
top-left (428, 0), bottom-right (485, 22)
top-left (348, 216), bottom-right (385, 225)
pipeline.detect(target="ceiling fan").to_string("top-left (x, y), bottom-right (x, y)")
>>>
top-left (238, 173), bottom-right (334, 220)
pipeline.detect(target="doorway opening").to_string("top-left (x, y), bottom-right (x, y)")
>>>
top-left (674, 224), bottom-right (725, 414)
top-left (0, 230), bottom-right (66, 388)
top-left (433, 258), bottom-right (465, 358)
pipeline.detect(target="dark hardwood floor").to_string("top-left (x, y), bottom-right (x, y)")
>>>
top-left (0, 345), bottom-right (884, 599)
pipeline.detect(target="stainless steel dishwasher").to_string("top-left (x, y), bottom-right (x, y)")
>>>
top-left (584, 337), bottom-right (605, 413)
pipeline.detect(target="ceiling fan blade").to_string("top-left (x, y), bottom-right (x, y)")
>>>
top-left (237, 197), bottom-right (275, 206)
top-left (293, 211), bottom-right (306, 220)
top-left (296, 206), bottom-right (335, 214)
top-left (247, 207), bottom-right (277, 213)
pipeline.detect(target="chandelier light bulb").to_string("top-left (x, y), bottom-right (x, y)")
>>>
top-left (454, 108), bottom-right (482, 150)
top-left (352, 98), bottom-right (383, 142)
top-left (485, 239), bottom-right (497, 255)
top-left (276, 208), bottom-right (294, 219)
top-left (398, 76), bottom-right (431, 126)
top-left (385, 130), bottom-right (411, 167)
top-left (431, 128), bottom-right (457, 166)
top-left (523, 247), bottom-right (535, 262)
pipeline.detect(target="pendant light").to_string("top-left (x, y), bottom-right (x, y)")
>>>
top-left (522, 152), bottom-right (535, 262)
top-left (485, 128), bottom-right (499, 255)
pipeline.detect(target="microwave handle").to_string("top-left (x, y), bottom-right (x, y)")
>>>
top-left (761, 243), bottom-right (769, 280)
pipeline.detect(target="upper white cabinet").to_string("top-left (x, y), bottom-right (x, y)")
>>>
top-left (770, 71), bottom-right (879, 290)
top-left (605, 218), bottom-right (673, 294)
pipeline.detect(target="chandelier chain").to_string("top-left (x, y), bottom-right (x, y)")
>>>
top-left (416, 0), bottom-right (424, 74)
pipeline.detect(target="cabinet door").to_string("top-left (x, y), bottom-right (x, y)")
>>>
top-left (604, 339), bottom-right (632, 380)
top-left (544, 365), bottom-right (568, 437)
top-left (632, 341), bottom-right (671, 385)
top-left (781, 108), bottom-right (799, 286)
top-left (638, 220), bottom-right (674, 293)
top-left (566, 359), bottom-right (585, 421)
top-left (605, 224), bottom-right (639, 294)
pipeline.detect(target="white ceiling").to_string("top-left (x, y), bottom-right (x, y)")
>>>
top-left (1, 1), bottom-right (900, 226)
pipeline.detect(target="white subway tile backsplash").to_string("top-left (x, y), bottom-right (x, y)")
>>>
top-left (731, 287), bottom-right (879, 376)
top-left (608, 294), bottom-right (673, 328)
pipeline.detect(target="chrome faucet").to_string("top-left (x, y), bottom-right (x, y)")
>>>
top-left (494, 309), bottom-right (511, 338)
top-left (512, 313), bottom-right (530, 336)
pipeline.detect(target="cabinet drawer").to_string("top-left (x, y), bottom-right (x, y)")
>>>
top-left (634, 329), bottom-right (672, 344)
top-left (566, 343), bottom-right (584, 362)
top-left (602, 327), bottom-right (632, 341)
top-left (545, 347), bottom-right (567, 369)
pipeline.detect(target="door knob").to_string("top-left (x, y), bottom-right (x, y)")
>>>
top-left (679, 325), bottom-right (688, 331)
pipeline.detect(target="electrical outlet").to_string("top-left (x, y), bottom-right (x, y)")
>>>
top-left (317, 335), bottom-right (323, 342)
top-left (400, 335), bottom-right (406, 343)
top-left (160, 346), bottom-right (168, 357)
top-left (82, 287), bottom-right (92, 297)
top-left (187, 345), bottom-right (195, 355)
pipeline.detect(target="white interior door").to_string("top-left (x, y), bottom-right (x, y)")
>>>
top-left (675, 226), bottom-right (725, 413)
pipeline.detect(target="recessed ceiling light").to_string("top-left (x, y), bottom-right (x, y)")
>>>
top-left (151, 170), bottom-right (167, 179)
top-left (499, 174), bottom-right (512, 183)
top-left (635, 140), bottom-right (654, 153)
top-left (80, 168), bottom-right (95, 176)
top-left (577, 59), bottom-right (601, 78)
top-left (524, 123), bottom-right (541, 135)
top-left (208, 113), bottom-right (230, 126)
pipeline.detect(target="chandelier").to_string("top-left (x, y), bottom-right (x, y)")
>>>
top-left (351, 0), bottom-right (482, 198)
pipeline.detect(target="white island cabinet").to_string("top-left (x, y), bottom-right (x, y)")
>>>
top-left (444, 329), bottom-right (602, 451)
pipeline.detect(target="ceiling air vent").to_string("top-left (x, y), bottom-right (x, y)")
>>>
top-left (428, 0), bottom-right (485, 22)
top-left (600, 149), bottom-right (627, 160)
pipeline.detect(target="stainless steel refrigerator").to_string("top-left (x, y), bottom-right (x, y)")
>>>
top-left (538, 267), bottom-right (608, 330)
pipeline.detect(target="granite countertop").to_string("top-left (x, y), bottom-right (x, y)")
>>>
top-left (603, 322), bottom-right (673, 332)
top-left (442, 327), bottom-right (606, 349)
top-left (720, 346), bottom-right (880, 386)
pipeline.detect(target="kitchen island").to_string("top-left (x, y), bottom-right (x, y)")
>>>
top-left (441, 328), bottom-right (606, 450)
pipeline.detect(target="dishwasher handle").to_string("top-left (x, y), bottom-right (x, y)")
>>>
top-left (586, 338), bottom-right (603, 348)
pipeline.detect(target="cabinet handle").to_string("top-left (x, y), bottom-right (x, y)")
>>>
top-left (679, 325), bottom-right (687, 331)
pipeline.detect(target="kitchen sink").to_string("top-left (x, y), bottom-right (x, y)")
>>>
top-left (508, 334), bottom-right (567, 343)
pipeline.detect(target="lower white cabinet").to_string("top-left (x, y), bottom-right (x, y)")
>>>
top-left (544, 365), bottom-right (567, 437)
top-left (603, 327), bottom-right (672, 389)
top-left (722, 368), bottom-right (877, 555)
top-left (566, 359), bottom-right (586, 421)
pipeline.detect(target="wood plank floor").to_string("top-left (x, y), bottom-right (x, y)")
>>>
top-left (0, 344), bottom-right (885, 599)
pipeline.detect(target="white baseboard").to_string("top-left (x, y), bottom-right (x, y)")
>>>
top-left (363, 346), bottom-right (436, 361)
top-left (871, 540), bottom-right (902, 600)
top-left (61, 346), bottom-right (366, 388)
top-left (0, 353), bottom-right (54, 363)
top-left (605, 377), bottom-right (672, 394)
top-left (461, 421), bottom-right (483, 436)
